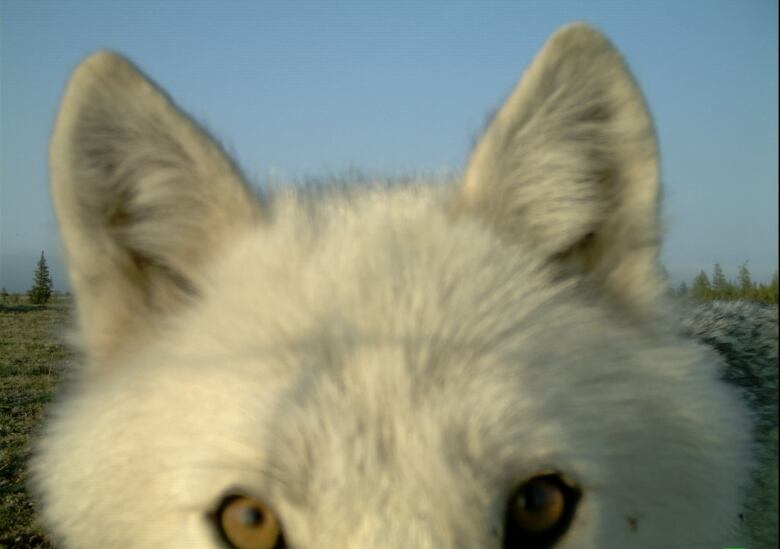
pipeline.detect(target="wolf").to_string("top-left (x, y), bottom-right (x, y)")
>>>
top-left (31, 23), bottom-right (777, 548)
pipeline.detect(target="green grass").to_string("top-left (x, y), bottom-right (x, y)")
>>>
top-left (0, 297), bottom-right (74, 548)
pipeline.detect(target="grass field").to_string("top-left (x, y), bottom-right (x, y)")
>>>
top-left (0, 297), bottom-right (73, 548)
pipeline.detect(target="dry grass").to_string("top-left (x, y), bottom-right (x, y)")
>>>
top-left (0, 296), bottom-right (73, 548)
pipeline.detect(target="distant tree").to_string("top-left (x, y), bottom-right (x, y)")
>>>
top-left (683, 264), bottom-right (778, 304)
top-left (768, 270), bottom-right (779, 304)
top-left (711, 262), bottom-right (734, 299)
top-left (0, 287), bottom-right (8, 303)
top-left (737, 262), bottom-right (755, 300)
top-left (28, 251), bottom-right (53, 304)
top-left (691, 270), bottom-right (712, 301)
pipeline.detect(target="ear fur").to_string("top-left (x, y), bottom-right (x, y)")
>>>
top-left (50, 51), bottom-right (259, 364)
top-left (459, 23), bottom-right (667, 320)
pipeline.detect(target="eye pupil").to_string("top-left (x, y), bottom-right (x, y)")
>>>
top-left (240, 506), bottom-right (264, 527)
top-left (520, 483), bottom-right (549, 509)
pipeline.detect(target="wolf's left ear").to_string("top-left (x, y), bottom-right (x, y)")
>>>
top-left (459, 24), bottom-right (667, 320)
top-left (51, 52), bottom-right (259, 364)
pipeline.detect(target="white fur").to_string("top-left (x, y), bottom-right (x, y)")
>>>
top-left (33, 23), bottom-right (755, 548)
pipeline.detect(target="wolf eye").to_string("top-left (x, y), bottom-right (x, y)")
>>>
top-left (503, 473), bottom-right (581, 548)
top-left (214, 495), bottom-right (286, 549)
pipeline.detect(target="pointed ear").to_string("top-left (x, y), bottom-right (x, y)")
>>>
top-left (458, 24), bottom-right (667, 319)
top-left (50, 51), bottom-right (259, 364)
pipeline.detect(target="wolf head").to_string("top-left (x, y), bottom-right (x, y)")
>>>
top-left (33, 24), bottom-right (753, 548)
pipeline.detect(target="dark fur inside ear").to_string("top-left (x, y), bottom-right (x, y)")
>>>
top-left (459, 24), bottom-right (668, 322)
top-left (50, 51), bottom-right (259, 365)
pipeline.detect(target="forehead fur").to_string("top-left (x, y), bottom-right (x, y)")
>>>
top-left (137, 182), bottom-right (749, 539)
top-left (190, 183), bottom-right (563, 345)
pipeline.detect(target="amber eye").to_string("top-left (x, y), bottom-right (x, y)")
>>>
top-left (503, 473), bottom-right (581, 548)
top-left (215, 495), bottom-right (285, 549)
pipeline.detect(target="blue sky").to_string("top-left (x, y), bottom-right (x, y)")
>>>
top-left (1, 0), bottom-right (777, 292)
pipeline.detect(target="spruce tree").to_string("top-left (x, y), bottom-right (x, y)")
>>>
top-left (691, 270), bottom-right (712, 301)
top-left (28, 251), bottom-right (53, 304)
top-left (737, 262), bottom-right (754, 301)
top-left (711, 262), bottom-right (733, 299)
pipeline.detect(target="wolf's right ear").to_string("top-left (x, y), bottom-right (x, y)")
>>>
top-left (51, 51), bottom-right (259, 365)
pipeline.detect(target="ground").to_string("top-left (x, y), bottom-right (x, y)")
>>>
top-left (0, 297), bottom-right (72, 548)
